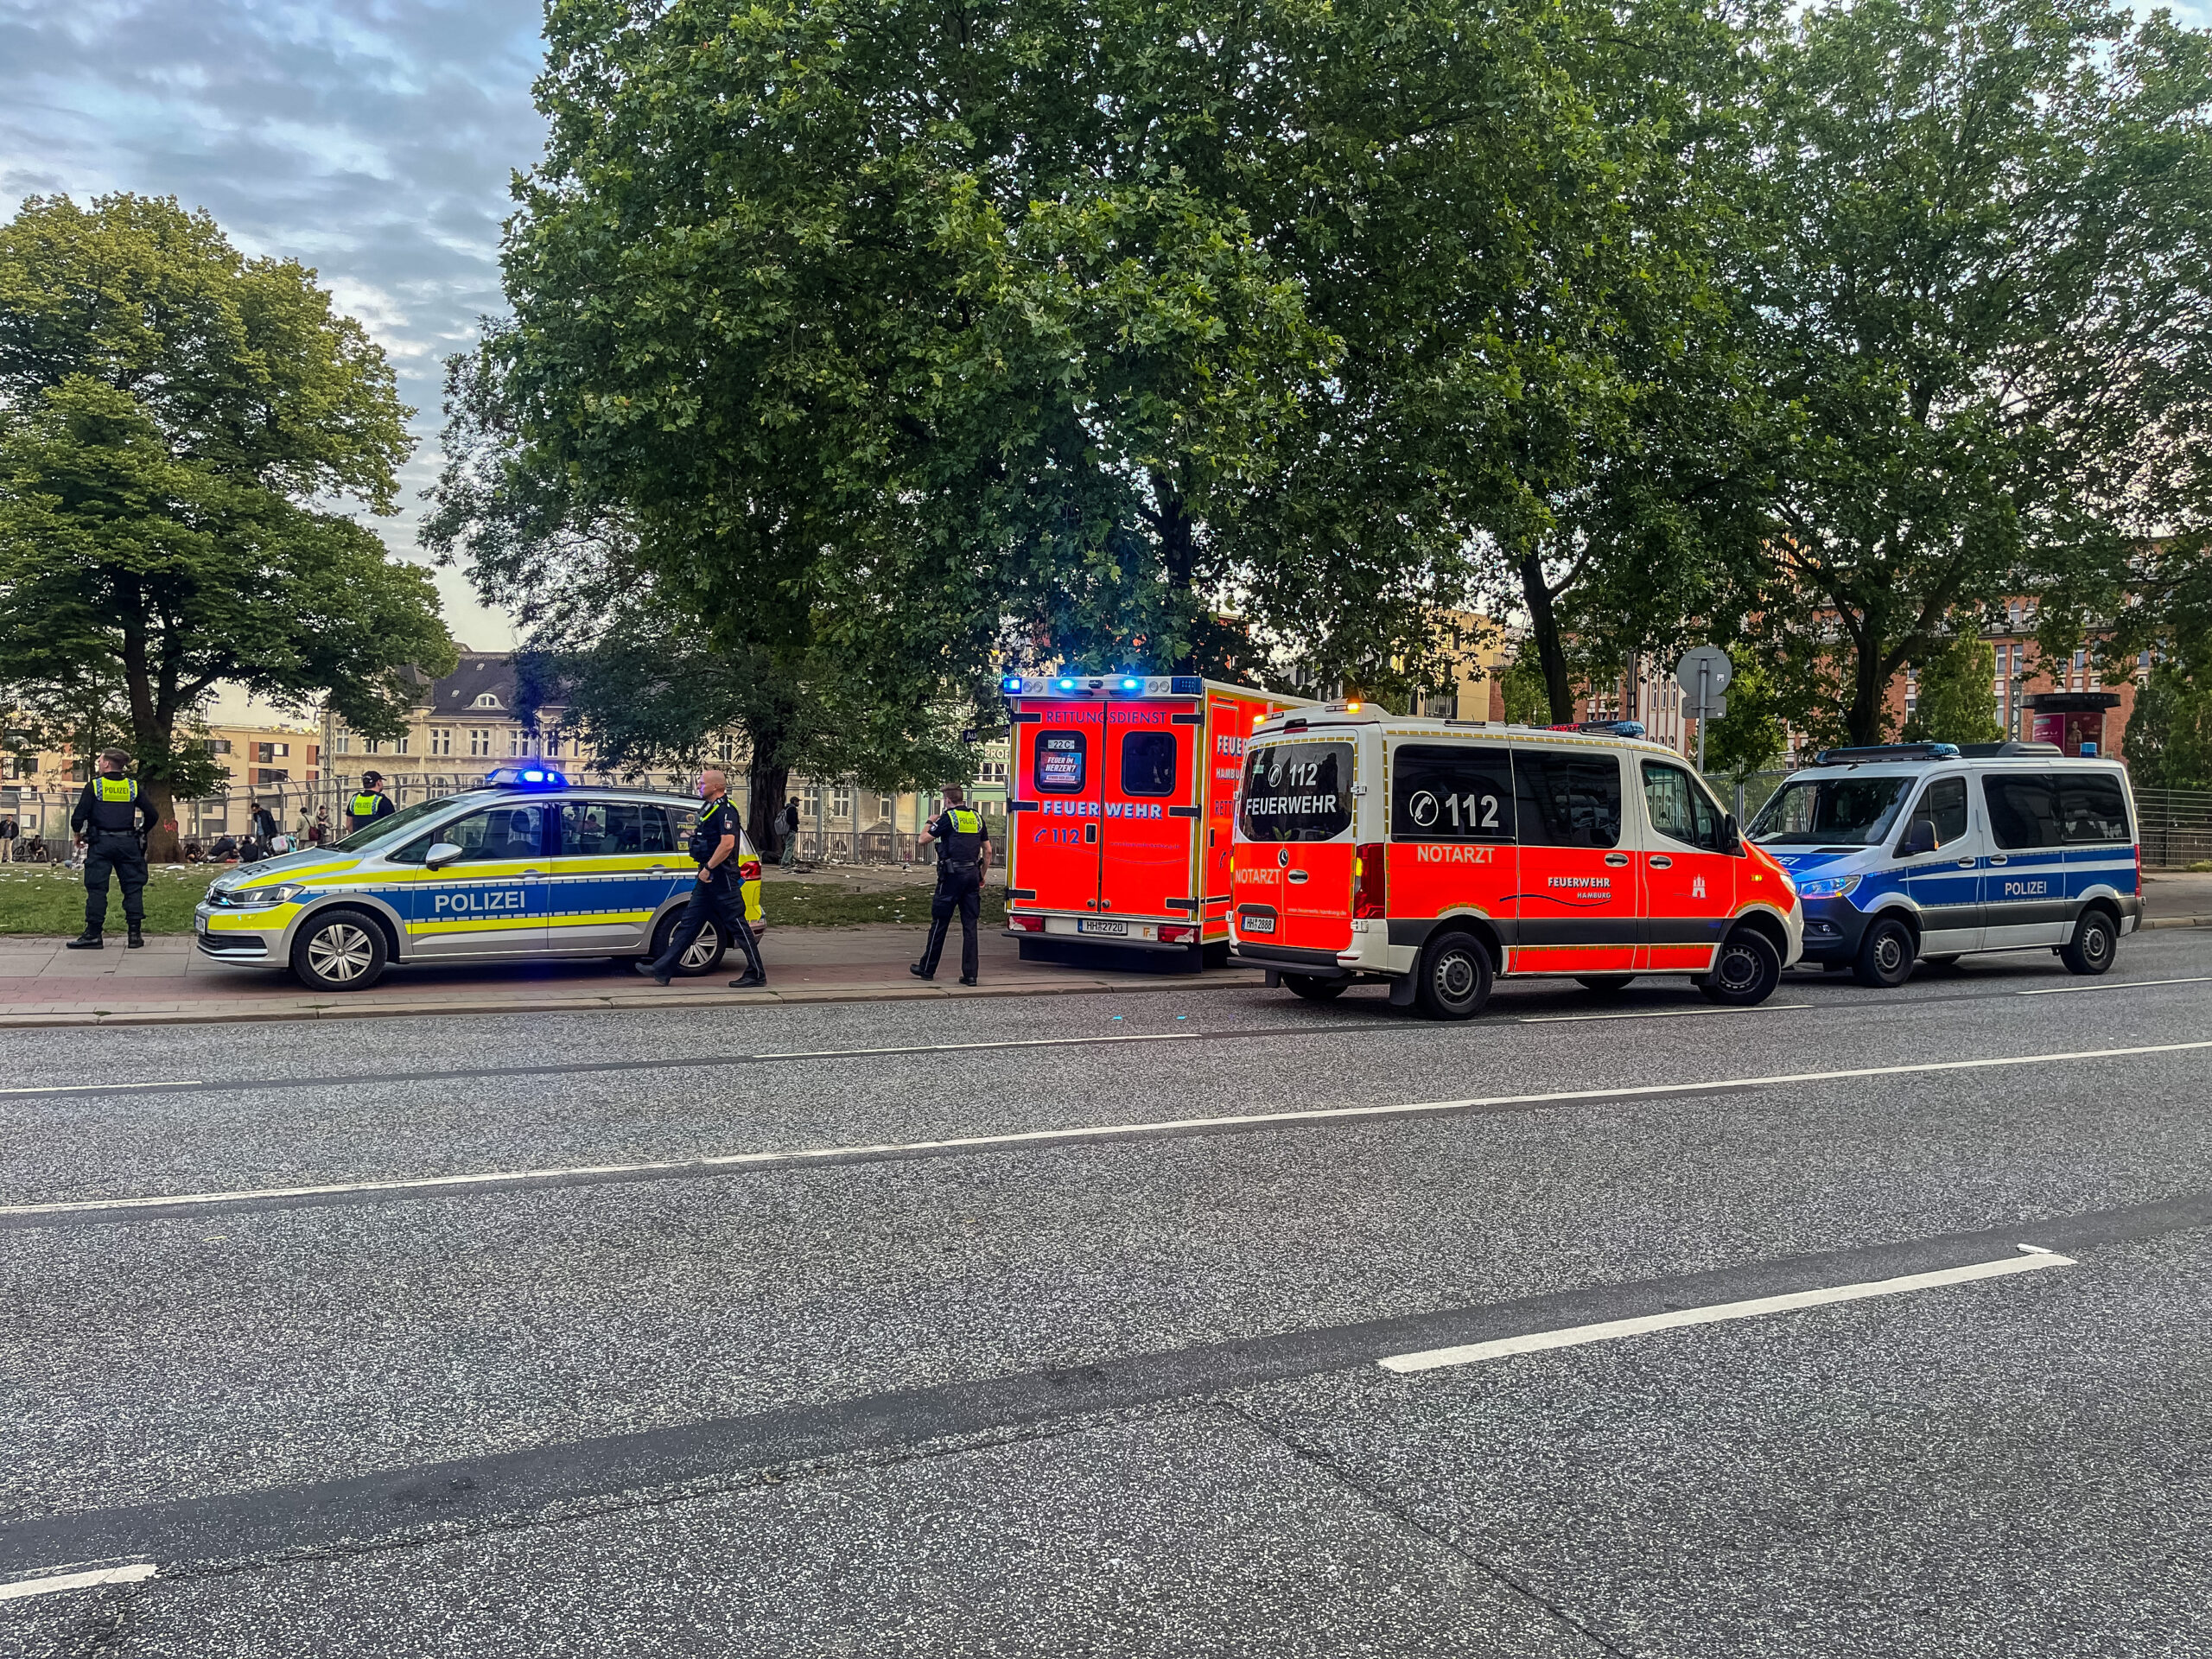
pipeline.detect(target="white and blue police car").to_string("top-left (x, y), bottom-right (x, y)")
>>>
top-left (1745, 741), bottom-right (2140, 986)
top-left (193, 766), bottom-right (766, 991)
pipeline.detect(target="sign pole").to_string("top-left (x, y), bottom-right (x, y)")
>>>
top-left (1695, 664), bottom-right (1709, 773)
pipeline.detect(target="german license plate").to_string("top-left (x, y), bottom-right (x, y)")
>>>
top-left (1079, 918), bottom-right (1128, 937)
top-left (1242, 914), bottom-right (1275, 935)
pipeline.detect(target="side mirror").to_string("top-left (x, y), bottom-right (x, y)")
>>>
top-left (424, 842), bottom-right (464, 870)
top-left (1721, 812), bottom-right (1742, 855)
top-left (1897, 817), bottom-right (1938, 858)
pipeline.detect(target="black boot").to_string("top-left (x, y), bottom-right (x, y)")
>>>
top-left (65, 930), bottom-right (103, 950)
top-left (127, 923), bottom-right (145, 949)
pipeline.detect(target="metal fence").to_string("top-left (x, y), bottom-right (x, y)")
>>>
top-left (2136, 786), bottom-right (2212, 869)
top-left (0, 768), bottom-right (984, 868)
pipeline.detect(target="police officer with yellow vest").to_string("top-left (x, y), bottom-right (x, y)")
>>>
top-left (633, 767), bottom-right (767, 988)
top-left (911, 785), bottom-right (991, 985)
top-left (67, 748), bottom-right (158, 950)
top-left (348, 772), bottom-right (396, 836)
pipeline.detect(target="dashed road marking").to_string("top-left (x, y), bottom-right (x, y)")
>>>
top-left (0, 1562), bottom-right (158, 1602)
top-left (1520, 1004), bottom-right (1810, 1025)
top-left (2018, 975), bottom-right (2212, 997)
top-left (0, 1080), bottom-right (200, 1098)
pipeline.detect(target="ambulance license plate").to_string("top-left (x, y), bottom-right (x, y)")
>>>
top-left (1242, 914), bottom-right (1275, 935)
top-left (1080, 918), bottom-right (1128, 937)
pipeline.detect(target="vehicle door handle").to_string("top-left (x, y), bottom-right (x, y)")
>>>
top-left (1956, 857), bottom-right (1975, 868)
top-left (1605, 853), bottom-right (1630, 867)
top-left (1987, 855), bottom-right (2008, 866)
top-left (650, 865), bottom-right (668, 875)
top-left (521, 868), bottom-right (543, 881)
top-left (1286, 869), bottom-right (1310, 884)
top-left (1084, 824), bottom-right (1098, 844)
top-left (1649, 855), bottom-right (1673, 869)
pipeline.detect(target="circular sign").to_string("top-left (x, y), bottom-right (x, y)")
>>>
top-left (1409, 790), bottom-right (1440, 828)
top-left (1675, 645), bottom-right (1733, 696)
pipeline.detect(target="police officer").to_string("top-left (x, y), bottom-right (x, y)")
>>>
top-left (911, 785), bottom-right (990, 985)
top-left (633, 767), bottom-right (767, 988)
top-left (348, 772), bottom-right (396, 835)
top-left (67, 748), bottom-right (157, 950)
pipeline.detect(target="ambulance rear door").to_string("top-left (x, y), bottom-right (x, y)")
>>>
top-left (1236, 734), bottom-right (1357, 953)
top-left (1201, 692), bottom-right (1257, 941)
top-left (1011, 699), bottom-right (1106, 915)
top-left (1097, 698), bottom-right (1201, 923)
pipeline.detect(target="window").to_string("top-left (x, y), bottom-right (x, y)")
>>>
top-left (1908, 776), bottom-right (1968, 849)
top-left (469, 729), bottom-right (491, 758)
top-left (429, 728), bottom-right (453, 757)
top-left (1640, 760), bottom-right (1725, 851)
top-left (508, 730), bottom-right (525, 757)
top-left (391, 803), bottom-right (546, 865)
top-left (1515, 749), bottom-right (1624, 849)
top-left (1238, 741), bottom-right (1353, 842)
top-left (334, 731), bottom-right (351, 753)
top-left (878, 794), bottom-right (896, 823)
top-left (556, 800), bottom-right (675, 856)
top-left (364, 740), bottom-right (382, 755)
top-left (1748, 776), bottom-right (1912, 848)
top-left (832, 785), bottom-right (854, 821)
top-left (254, 767), bottom-right (288, 785)
top-left (1983, 775), bottom-right (2062, 849)
top-left (1034, 731), bottom-right (1089, 794)
top-left (254, 742), bottom-right (289, 762)
top-left (1391, 744), bottom-right (1513, 842)
top-left (473, 693), bottom-right (502, 709)
top-left (394, 736), bottom-right (409, 755)
top-left (2056, 773), bottom-right (2129, 843)
top-left (201, 739), bottom-right (232, 755)
top-left (1120, 731), bottom-right (1178, 797)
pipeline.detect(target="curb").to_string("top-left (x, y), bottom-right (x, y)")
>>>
top-left (2143, 917), bottom-right (2212, 930)
top-left (0, 970), bottom-right (1270, 1029)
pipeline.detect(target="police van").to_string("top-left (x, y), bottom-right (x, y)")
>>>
top-left (1229, 705), bottom-right (1803, 1018)
top-left (193, 766), bottom-right (766, 991)
top-left (1745, 741), bottom-right (2141, 984)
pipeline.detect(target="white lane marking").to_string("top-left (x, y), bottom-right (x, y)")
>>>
top-left (1379, 1247), bottom-right (2077, 1374)
top-left (0, 1080), bottom-right (200, 1098)
top-left (2018, 975), bottom-right (2212, 997)
top-left (753, 1033), bottom-right (1194, 1059)
top-left (10, 1039), bottom-right (2212, 1221)
top-left (0, 1562), bottom-right (159, 1602)
top-left (1521, 1004), bottom-right (1811, 1025)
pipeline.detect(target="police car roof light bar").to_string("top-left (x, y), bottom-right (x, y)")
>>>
top-left (1808, 742), bottom-right (1961, 766)
top-left (486, 763), bottom-right (568, 788)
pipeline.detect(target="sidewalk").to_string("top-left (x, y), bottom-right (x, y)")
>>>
top-left (0, 927), bottom-right (1261, 1028)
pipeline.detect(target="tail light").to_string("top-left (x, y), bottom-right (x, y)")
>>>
top-left (1160, 923), bottom-right (1197, 943)
top-left (1008, 914), bottom-right (1045, 932)
top-left (739, 858), bottom-right (761, 881)
top-left (2135, 844), bottom-right (2143, 896)
top-left (1353, 842), bottom-right (1387, 918)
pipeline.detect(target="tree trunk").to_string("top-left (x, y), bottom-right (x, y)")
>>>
top-left (142, 780), bottom-right (181, 864)
top-left (1518, 552), bottom-right (1577, 725)
top-left (1847, 633), bottom-right (1888, 747)
top-left (745, 747), bottom-right (792, 858)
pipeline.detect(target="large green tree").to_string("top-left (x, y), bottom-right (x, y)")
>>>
top-left (0, 194), bottom-right (454, 855)
top-left (1734, 0), bottom-right (2212, 747)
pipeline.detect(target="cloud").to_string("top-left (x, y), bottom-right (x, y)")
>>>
top-left (0, 0), bottom-right (549, 649)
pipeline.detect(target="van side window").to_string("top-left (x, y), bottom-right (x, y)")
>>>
top-left (1035, 732), bottom-right (1089, 793)
top-left (1120, 731), bottom-right (1177, 797)
top-left (1909, 777), bottom-right (1968, 849)
top-left (1640, 761), bottom-right (1724, 851)
top-left (1516, 751), bottom-right (1623, 849)
top-left (1391, 745), bottom-right (1514, 842)
top-left (1983, 774), bottom-right (2061, 849)
top-left (2056, 773), bottom-right (2129, 843)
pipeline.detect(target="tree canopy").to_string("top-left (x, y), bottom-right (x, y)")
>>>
top-left (0, 194), bottom-right (453, 848)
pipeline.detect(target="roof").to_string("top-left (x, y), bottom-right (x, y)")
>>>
top-left (421, 652), bottom-right (571, 722)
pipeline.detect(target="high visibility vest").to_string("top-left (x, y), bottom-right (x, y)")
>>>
top-left (939, 807), bottom-right (986, 868)
top-left (352, 792), bottom-right (384, 818)
top-left (86, 775), bottom-right (141, 834)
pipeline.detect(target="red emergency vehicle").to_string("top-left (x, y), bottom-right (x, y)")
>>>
top-left (1001, 672), bottom-right (1307, 967)
top-left (1229, 703), bottom-right (1803, 1017)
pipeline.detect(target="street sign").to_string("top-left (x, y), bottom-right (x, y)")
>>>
top-left (1675, 645), bottom-right (1732, 701)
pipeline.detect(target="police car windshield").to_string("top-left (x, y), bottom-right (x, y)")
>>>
top-left (1747, 775), bottom-right (1912, 847)
top-left (328, 795), bottom-right (471, 854)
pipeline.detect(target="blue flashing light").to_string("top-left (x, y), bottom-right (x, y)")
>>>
top-left (1119, 676), bottom-right (1141, 691)
top-left (486, 763), bottom-right (567, 789)
top-left (1056, 677), bottom-right (1077, 691)
top-left (1001, 675), bottom-right (1025, 695)
top-left (1930, 742), bottom-right (1961, 758)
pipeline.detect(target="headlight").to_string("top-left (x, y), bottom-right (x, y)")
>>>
top-left (224, 882), bottom-right (308, 909)
top-left (1795, 874), bottom-right (1861, 899)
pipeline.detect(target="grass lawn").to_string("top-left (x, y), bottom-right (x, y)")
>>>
top-left (0, 865), bottom-right (1003, 935)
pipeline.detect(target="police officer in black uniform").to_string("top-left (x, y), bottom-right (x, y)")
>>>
top-left (634, 767), bottom-right (766, 988)
top-left (348, 772), bottom-right (396, 836)
top-left (68, 747), bottom-right (158, 950)
top-left (912, 785), bottom-right (991, 985)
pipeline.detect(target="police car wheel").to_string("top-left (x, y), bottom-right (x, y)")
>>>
top-left (1701, 929), bottom-right (1782, 1007)
top-left (1415, 932), bottom-right (1493, 1020)
top-left (651, 912), bottom-right (729, 976)
top-left (2060, 907), bottom-right (2118, 976)
top-left (1576, 976), bottom-right (1635, 995)
top-left (1282, 973), bottom-right (1347, 1002)
top-left (1852, 917), bottom-right (1916, 988)
top-left (290, 908), bottom-right (388, 992)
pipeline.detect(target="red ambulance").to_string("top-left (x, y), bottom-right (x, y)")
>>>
top-left (1001, 671), bottom-right (1307, 967)
top-left (1229, 703), bottom-right (1803, 1016)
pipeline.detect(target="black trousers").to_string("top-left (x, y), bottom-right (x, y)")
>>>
top-left (652, 868), bottom-right (765, 979)
top-left (918, 865), bottom-right (982, 981)
top-left (84, 833), bottom-right (148, 931)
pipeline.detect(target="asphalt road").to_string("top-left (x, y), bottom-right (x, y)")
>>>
top-left (5, 931), bottom-right (2212, 1656)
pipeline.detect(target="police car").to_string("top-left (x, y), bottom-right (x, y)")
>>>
top-left (194, 766), bottom-right (765, 991)
top-left (1745, 741), bottom-right (2141, 985)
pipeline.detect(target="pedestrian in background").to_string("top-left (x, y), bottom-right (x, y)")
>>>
top-left (67, 748), bottom-right (156, 950)
top-left (309, 806), bottom-right (329, 846)
top-left (633, 768), bottom-right (767, 988)
top-left (348, 772), bottom-right (395, 835)
top-left (779, 797), bottom-right (801, 868)
top-left (250, 798), bottom-right (280, 856)
top-left (0, 815), bottom-right (16, 862)
top-left (911, 785), bottom-right (990, 986)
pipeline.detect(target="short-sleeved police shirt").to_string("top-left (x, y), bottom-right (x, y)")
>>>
top-left (690, 798), bottom-right (741, 866)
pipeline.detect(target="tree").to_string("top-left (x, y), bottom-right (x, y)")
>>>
top-left (1901, 633), bottom-right (2005, 746)
top-left (1735, 0), bottom-right (2212, 747)
top-left (0, 194), bottom-right (454, 855)
top-left (2126, 664), bottom-right (2212, 791)
top-left (1701, 649), bottom-right (1790, 780)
